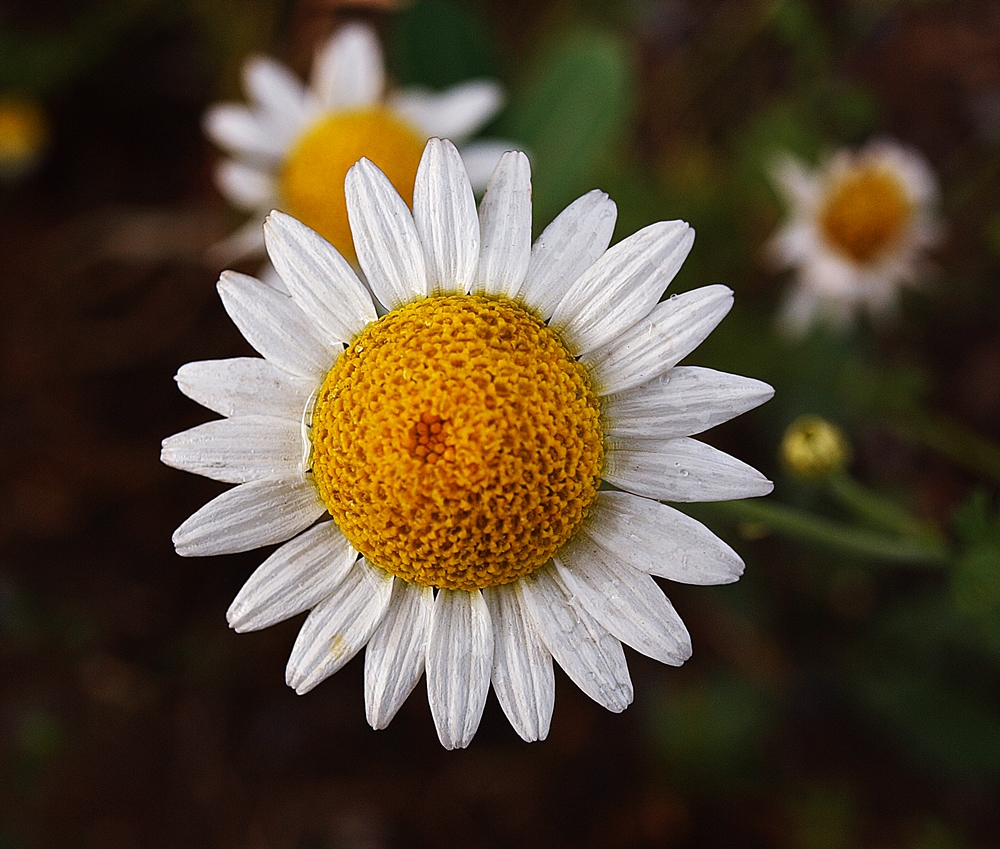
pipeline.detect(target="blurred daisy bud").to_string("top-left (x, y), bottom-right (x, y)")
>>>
top-left (780, 415), bottom-right (850, 480)
top-left (765, 139), bottom-right (942, 336)
top-left (0, 95), bottom-right (47, 181)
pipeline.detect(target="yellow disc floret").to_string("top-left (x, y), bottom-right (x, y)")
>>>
top-left (819, 165), bottom-right (913, 264)
top-left (311, 295), bottom-right (605, 591)
top-left (280, 108), bottom-right (425, 263)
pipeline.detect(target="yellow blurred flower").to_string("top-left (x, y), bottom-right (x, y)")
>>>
top-left (0, 96), bottom-right (47, 180)
top-left (766, 139), bottom-right (941, 335)
top-left (205, 23), bottom-right (511, 267)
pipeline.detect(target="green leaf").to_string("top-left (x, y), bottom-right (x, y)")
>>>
top-left (849, 596), bottom-right (1000, 780)
top-left (501, 28), bottom-right (635, 225)
top-left (0, 0), bottom-right (160, 94)
top-left (387, 0), bottom-right (499, 90)
top-left (951, 490), bottom-right (1000, 619)
top-left (647, 672), bottom-right (776, 787)
top-left (854, 664), bottom-right (1000, 779)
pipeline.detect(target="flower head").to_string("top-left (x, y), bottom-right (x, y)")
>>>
top-left (163, 138), bottom-right (774, 748)
top-left (205, 22), bottom-right (510, 264)
top-left (766, 139), bottom-right (941, 335)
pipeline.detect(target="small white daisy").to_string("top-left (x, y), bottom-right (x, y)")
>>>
top-left (766, 139), bottom-right (941, 335)
top-left (205, 22), bottom-right (510, 265)
top-left (163, 138), bottom-right (774, 749)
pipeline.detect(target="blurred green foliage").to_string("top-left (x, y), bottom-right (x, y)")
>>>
top-left (499, 28), bottom-right (635, 226)
top-left (387, 0), bottom-right (500, 88)
top-left (648, 671), bottom-right (777, 787)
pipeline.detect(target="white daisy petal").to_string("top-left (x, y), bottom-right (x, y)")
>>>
top-left (779, 285), bottom-right (824, 337)
top-left (345, 158), bottom-right (428, 310)
top-left (519, 565), bottom-right (632, 713)
top-left (364, 580), bottom-right (434, 730)
top-left (603, 366), bottom-right (775, 440)
top-left (175, 357), bottom-right (313, 420)
top-left (769, 153), bottom-right (820, 209)
top-left (554, 541), bottom-right (691, 666)
top-left (457, 140), bottom-right (516, 193)
top-left (285, 559), bottom-right (393, 694)
top-left (215, 160), bottom-right (276, 211)
top-left (518, 189), bottom-right (618, 320)
top-left (264, 211), bottom-right (377, 343)
top-left (475, 151), bottom-right (532, 299)
top-left (604, 436), bottom-right (774, 502)
top-left (389, 80), bottom-right (504, 142)
top-left (227, 521), bottom-right (357, 632)
top-left (412, 139), bottom-right (480, 296)
top-left (803, 253), bottom-right (857, 298)
top-left (203, 104), bottom-right (286, 165)
top-left (243, 55), bottom-right (311, 126)
top-left (550, 220), bottom-right (695, 355)
top-left (426, 589), bottom-right (494, 750)
top-left (217, 270), bottom-right (340, 379)
top-left (766, 220), bottom-right (815, 269)
top-left (172, 478), bottom-right (325, 557)
top-left (583, 285), bottom-right (734, 396)
top-left (483, 585), bottom-right (554, 743)
top-left (207, 216), bottom-right (267, 265)
top-left (160, 415), bottom-right (305, 484)
top-left (312, 23), bottom-right (385, 110)
top-left (586, 491), bottom-right (745, 585)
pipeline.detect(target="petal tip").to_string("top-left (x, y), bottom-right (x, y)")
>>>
top-left (438, 733), bottom-right (471, 751)
top-left (225, 602), bottom-right (246, 631)
top-left (366, 711), bottom-right (391, 732)
top-left (171, 528), bottom-right (197, 558)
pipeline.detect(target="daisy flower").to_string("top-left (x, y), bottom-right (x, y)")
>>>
top-left (766, 139), bottom-right (941, 335)
top-left (205, 22), bottom-right (509, 265)
top-left (163, 138), bottom-right (774, 749)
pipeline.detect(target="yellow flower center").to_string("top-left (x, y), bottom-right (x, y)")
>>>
top-left (279, 108), bottom-right (425, 263)
top-left (310, 295), bottom-right (605, 591)
top-left (818, 165), bottom-right (913, 264)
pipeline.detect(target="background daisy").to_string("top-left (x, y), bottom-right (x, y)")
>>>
top-left (766, 139), bottom-right (941, 335)
top-left (206, 22), bottom-right (511, 265)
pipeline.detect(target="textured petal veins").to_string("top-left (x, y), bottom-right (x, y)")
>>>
top-left (310, 295), bottom-right (604, 590)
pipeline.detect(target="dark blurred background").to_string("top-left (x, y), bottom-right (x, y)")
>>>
top-left (2, 0), bottom-right (1000, 847)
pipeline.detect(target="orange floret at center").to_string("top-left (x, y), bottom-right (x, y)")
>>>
top-left (819, 164), bottom-right (913, 264)
top-left (310, 295), bottom-right (605, 591)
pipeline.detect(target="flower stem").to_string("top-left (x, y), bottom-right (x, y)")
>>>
top-left (889, 410), bottom-right (1000, 487)
top-left (696, 498), bottom-right (952, 567)
top-left (826, 471), bottom-right (937, 539)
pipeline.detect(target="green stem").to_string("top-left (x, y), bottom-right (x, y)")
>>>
top-left (826, 472), bottom-right (935, 539)
top-left (696, 499), bottom-right (952, 567)
top-left (889, 410), bottom-right (1000, 488)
